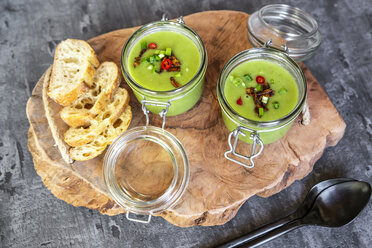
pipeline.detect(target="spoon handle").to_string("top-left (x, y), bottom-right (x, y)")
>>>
top-left (220, 219), bottom-right (302, 248)
top-left (217, 215), bottom-right (294, 248)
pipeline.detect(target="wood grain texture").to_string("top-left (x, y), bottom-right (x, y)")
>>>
top-left (25, 11), bottom-right (346, 227)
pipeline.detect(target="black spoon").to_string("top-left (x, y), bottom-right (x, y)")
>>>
top-left (218, 178), bottom-right (355, 247)
top-left (218, 179), bottom-right (371, 248)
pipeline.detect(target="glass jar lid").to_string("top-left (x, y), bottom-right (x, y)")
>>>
top-left (247, 4), bottom-right (321, 61)
top-left (103, 126), bottom-right (189, 216)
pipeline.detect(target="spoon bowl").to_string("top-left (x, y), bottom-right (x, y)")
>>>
top-left (303, 180), bottom-right (371, 227)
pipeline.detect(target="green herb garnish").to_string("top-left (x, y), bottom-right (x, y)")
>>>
top-left (141, 41), bottom-right (147, 50)
top-left (165, 48), bottom-right (172, 56)
top-left (244, 73), bottom-right (253, 81)
top-left (233, 77), bottom-right (244, 86)
top-left (272, 101), bottom-right (280, 109)
top-left (255, 84), bottom-right (263, 91)
top-left (279, 88), bottom-right (287, 95)
top-left (262, 96), bottom-right (269, 104)
top-left (154, 50), bottom-right (160, 54)
top-left (174, 72), bottom-right (181, 77)
top-left (259, 107), bottom-right (264, 116)
top-left (155, 55), bottom-right (161, 61)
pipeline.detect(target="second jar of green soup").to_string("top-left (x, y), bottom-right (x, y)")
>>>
top-left (218, 4), bottom-right (321, 169)
top-left (121, 16), bottom-right (207, 117)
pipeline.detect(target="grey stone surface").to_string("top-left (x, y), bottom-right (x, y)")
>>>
top-left (0, 0), bottom-right (371, 247)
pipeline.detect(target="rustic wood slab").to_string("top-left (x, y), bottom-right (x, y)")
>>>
top-left (26, 10), bottom-right (346, 227)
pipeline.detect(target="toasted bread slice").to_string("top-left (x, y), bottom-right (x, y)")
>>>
top-left (90, 61), bottom-right (121, 115)
top-left (64, 88), bottom-right (129, 147)
top-left (48, 39), bottom-right (100, 106)
top-left (69, 106), bottom-right (132, 161)
top-left (60, 62), bottom-right (120, 127)
top-left (41, 67), bottom-right (74, 164)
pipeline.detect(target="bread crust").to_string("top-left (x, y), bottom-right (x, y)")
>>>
top-left (47, 39), bottom-right (100, 106)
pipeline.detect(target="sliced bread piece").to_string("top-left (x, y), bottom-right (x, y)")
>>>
top-left (64, 87), bottom-right (129, 147)
top-left (42, 67), bottom-right (74, 164)
top-left (69, 106), bottom-right (132, 161)
top-left (60, 61), bottom-right (120, 127)
top-left (48, 39), bottom-right (100, 106)
top-left (90, 61), bottom-right (120, 115)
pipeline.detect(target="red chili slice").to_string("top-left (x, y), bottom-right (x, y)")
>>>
top-left (256, 76), bottom-right (265, 84)
top-left (161, 59), bottom-right (172, 70)
top-left (148, 43), bottom-right (157, 49)
top-left (236, 97), bottom-right (243, 106)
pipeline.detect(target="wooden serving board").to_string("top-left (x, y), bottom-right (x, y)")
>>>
top-left (26, 11), bottom-right (346, 227)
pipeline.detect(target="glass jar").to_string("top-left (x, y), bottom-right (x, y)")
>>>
top-left (103, 126), bottom-right (189, 223)
top-left (217, 48), bottom-right (307, 168)
top-left (121, 17), bottom-right (207, 116)
top-left (217, 4), bottom-right (320, 169)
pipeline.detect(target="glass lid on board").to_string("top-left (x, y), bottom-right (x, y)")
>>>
top-left (247, 4), bottom-right (321, 61)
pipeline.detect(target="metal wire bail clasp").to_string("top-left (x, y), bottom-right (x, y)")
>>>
top-left (264, 39), bottom-right (289, 53)
top-left (161, 14), bottom-right (168, 21)
top-left (141, 97), bottom-right (171, 130)
top-left (224, 126), bottom-right (264, 169)
top-left (177, 16), bottom-right (185, 24)
top-left (126, 211), bottom-right (152, 224)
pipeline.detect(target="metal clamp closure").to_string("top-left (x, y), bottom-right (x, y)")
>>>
top-left (126, 211), bottom-right (152, 224)
top-left (141, 97), bottom-right (171, 130)
top-left (224, 126), bottom-right (264, 169)
top-left (264, 39), bottom-right (289, 53)
top-left (161, 14), bottom-right (168, 21)
top-left (177, 16), bottom-right (185, 24)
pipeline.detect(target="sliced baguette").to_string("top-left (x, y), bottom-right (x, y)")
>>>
top-left (64, 87), bottom-right (129, 147)
top-left (42, 67), bottom-right (74, 164)
top-left (69, 106), bottom-right (132, 161)
top-left (60, 61), bottom-right (120, 127)
top-left (48, 39), bottom-right (100, 106)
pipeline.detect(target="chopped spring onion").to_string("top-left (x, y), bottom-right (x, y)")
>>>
top-left (262, 96), bottom-right (269, 104)
top-left (158, 54), bottom-right (165, 59)
top-left (152, 67), bottom-right (157, 74)
top-left (228, 75), bottom-right (235, 82)
top-left (233, 77), bottom-right (244, 86)
top-left (159, 50), bottom-right (165, 55)
top-left (149, 56), bottom-right (155, 64)
top-left (155, 55), bottom-right (161, 61)
top-left (259, 107), bottom-right (264, 116)
top-left (255, 84), bottom-right (263, 91)
top-left (154, 50), bottom-right (160, 54)
top-left (141, 58), bottom-right (148, 63)
top-left (174, 72), bottom-right (181, 77)
top-left (141, 41), bottom-right (147, 50)
top-left (165, 48), bottom-right (172, 56)
top-left (244, 73), bottom-right (253, 81)
top-left (147, 65), bottom-right (154, 70)
top-left (272, 101), bottom-right (280, 109)
top-left (279, 88), bottom-right (287, 95)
